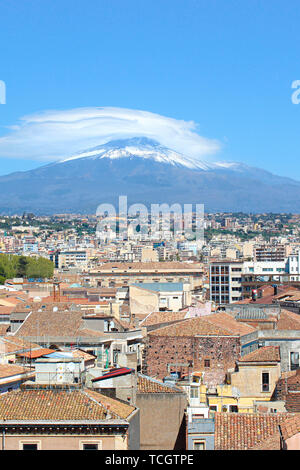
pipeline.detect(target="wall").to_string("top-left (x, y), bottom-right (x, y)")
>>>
top-left (128, 408), bottom-right (140, 450)
top-left (143, 335), bottom-right (240, 381)
top-left (187, 418), bottom-right (215, 450)
top-left (136, 392), bottom-right (187, 450)
top-left (0, 432), bottom-right (127, 450)
top-left (231, 363), bottom-right (281, 401)
top-left (285, 433), bottom-right (300, 450)
top-left (130, 286), bottom-right (159, 316)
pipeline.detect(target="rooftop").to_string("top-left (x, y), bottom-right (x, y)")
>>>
top-left (137, 374), bottom-right (183, 394)
top-left (214, 412), bottom-right (289, 450)
top-left (132, 282), bottom-right (184, 292)
top-left (239, 346), bottom-right (280, 363)
top-left (0, 388), bottom-right (135, 421)
top-left (148, 312), bottom-right (255, 337)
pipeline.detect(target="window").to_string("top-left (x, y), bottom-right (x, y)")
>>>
top-left (192, 414), bottom-right (204, 420)
top-left (211, 266), bottom-right (219, 274)
top-left (193, 440), bottom-right (205, 450)
top-left (20, 441), bottom-right (41, 450)
top-left (83, 444), bottom-right (99, 450)
top-left (80, 440), bottom-right (102, 450)
top-left (262, 372), bottom-right (270, 392)
top-left (190, 386), bottom-right (199, 398)
top-left (204, 359), bottom-right (210, 368)
top-left (290, 352), bottom-right (299, 371)
top-left (22, 444), bottom-right (38, 450)
top-left (229, 405), bottom-right (238, 412)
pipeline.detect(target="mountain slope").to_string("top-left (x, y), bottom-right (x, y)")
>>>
top-left (0, 137), bottom-right (299, 214)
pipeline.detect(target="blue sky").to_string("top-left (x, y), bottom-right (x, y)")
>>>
top-left (0, 0), bottom-right (300, 177)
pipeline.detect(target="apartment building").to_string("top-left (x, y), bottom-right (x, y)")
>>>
top-left (254, 244), bottom-right (286, 262)
top-left (87, 262), bottom-right (203, 290)
top-left (50, 250), bottom-right (88, 269)
top-left (243, 260), bottom-right (286, 276)
top-left (286, 250), bottom-right (300, 280)
top-left (209, 260), bottom-right (243, 304)
top-left (210, 259), bottom-right (294, 304)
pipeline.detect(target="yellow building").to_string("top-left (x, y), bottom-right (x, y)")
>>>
top-left (208, 346), bottom-right (281, 413)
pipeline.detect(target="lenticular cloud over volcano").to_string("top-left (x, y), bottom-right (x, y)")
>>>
top-left (0, 107), bottom-right (221, 161)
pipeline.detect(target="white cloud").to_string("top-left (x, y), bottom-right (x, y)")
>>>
top-left (0, 106), bottom-right (221, 161)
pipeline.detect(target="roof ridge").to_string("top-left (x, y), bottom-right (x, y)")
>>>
top-left (82, 389), bottom-right (120, 419)
top-left (138, 372), bottom-right (181, 391)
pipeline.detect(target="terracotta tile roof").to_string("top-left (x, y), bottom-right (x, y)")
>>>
top-left (250, 432), bottom-right (281, 450)
top-left (0, 297), bottom-right (25, 306)
top-left (239, 346), bottom-right (280, 363)
top-left (148, 312), bottom-right (254, 337)
top-left (76, 328), bottom-right (106, 338)
top-left (0, 388), bottom-right (132, 421)
top-left (148, 317), bottom-right (234, 337)
top-left (137, 374), bottom-right (183, 394)
top-left (0, 306), bottom-right (14, 315)
top-left (276, 290), bottom-right (300, 302)
top-left (71, 349), bottom-right (96, 360)
top-left (140, 311), bottom-right (187, 327)
top-left (66, 299), bottom-right (109, 305)
top-left (0, 363), bottom-right (34, 379)
top-left (277, 309), bottom-right (300, 330)
top-left (16, 348), bottom-right (54, 359)
top-left (14, 310), bottom-right (83, 337)
top-left (0, 325), bottom-right (9, 336)
top-left (280, 413), bottom-right (300, 440)
top-left (93, 261), bottom-right (202, 272)
top-left (214, 412), bottom-right (288, 450)
top-left (85, 389), bottom-right (135, 419)
top-left (37, 295), bottom-right (70, 303)
top-left (204, 312), bottom-right (255, 336)
top-left (12, 301), bottom-right (73, 313)
top-left (0, 337), bottom-right (41, 354)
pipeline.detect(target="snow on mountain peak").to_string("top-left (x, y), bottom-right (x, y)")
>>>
top-left (59, 137), bottom-right (218, 170)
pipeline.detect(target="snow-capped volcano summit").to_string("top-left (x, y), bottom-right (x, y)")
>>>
top-left (0, 136), bottom-right (299, 214)
top-left (60, 137), bottom-right (233, 171)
